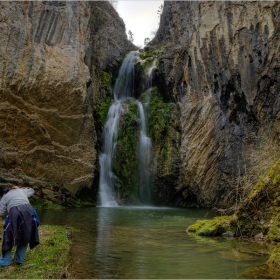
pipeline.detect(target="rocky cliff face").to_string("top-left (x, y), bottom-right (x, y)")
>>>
top-left (148, 1), bottom-right (280, 207)
top-left (0, 1), bottom-right (134, 205)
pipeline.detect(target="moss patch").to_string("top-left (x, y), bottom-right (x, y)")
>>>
top-left (139, 47), bottom-right (164, 69)
top-left (187, 216), bottom-right (237, 236)
top-left (95, 96), bottom-right (112, 126)
top-left (138, 51), bottom-right (155, 71)
top-left (148, 87), bottom-right (171, 142)
top-left (29, 197), bottom-right (64, 210)
top-left (0, 224), bottom-right (72, 279)
top-left (103, 71), bottom-right (111, 93)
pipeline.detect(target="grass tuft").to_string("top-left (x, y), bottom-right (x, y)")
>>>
top-left (0, 224), bottom-right (73, 279)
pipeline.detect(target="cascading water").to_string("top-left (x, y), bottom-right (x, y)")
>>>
top-left (99, 51), bottom-right (156, 207)
top-left (99, 51), bottom-right (139, 207)
top-left (98, 102), bottom-right (121, 207)
top-left (113, 51), bottom-right (138, 101)
top-left (137, 59), bottom-right (156, 204)
top-left (137, 102), bottom-right (152, 203)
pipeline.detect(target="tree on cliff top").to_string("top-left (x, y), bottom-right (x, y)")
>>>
top-left (128, 30), bottom-right (134, 43)
top-left (144, 37), bottom-right (150, 46)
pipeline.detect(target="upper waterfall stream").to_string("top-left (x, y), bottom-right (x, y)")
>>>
top-left (99, 51), bottom-right (154, 206)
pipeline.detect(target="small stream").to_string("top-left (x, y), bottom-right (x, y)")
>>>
top-left (38, 207), bottom-right (270, 279)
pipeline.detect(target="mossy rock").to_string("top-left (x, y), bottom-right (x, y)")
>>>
top-left (113, 101), bottom-right (139, 201)
top-left (140, 47), bottom-right (164, 68)
top-left (187, 215), bottom-right (237, 236)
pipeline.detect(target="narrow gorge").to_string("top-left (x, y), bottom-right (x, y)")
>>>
top-left (1, 0), bottom-right (280, 271)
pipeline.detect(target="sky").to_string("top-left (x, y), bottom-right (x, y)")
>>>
top-left (116, 1), bottom-right (164, 48)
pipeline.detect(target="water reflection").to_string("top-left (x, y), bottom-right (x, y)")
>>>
top-left (38, 207), bottom-right (270, 279)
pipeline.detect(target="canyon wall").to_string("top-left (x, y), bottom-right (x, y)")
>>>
top-left (149, 1), bottom-right (280, 207)
top-left (0, 1), bottom-right (134, 205)
top-left (2, 0), bottom-right (279, 209)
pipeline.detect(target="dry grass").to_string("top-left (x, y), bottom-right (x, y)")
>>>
top-left (218, 130), bottom-right (280, 214)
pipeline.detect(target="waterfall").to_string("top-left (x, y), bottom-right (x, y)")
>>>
top-left (98, 102), bottom-right (122, 207)
top-left (99, 51), bottom-right (139, 207)
top-left (113, 51), bottom-right (138, 101)
top-left (99, 51), bottom-right (156, 207)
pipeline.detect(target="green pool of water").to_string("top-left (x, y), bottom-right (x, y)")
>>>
top-left (38, 206), bottom-right (271, 279)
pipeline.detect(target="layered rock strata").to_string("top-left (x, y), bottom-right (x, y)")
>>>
top-left (0, 1), bottom-right (133, 205)
top-left (149, 1), bottom-right (280, 207)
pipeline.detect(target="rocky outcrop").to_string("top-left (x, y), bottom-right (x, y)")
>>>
top-left (89, 1), bottom-right (135, 71)
top-left (0, 1), bottom-right (134, 205)
top-left (148, 1), bottom-right (280, 207)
